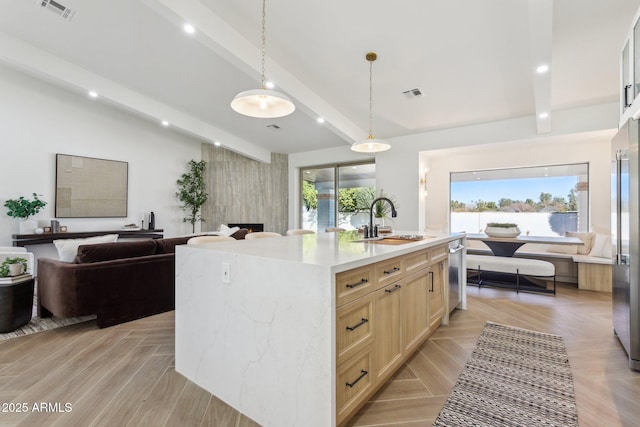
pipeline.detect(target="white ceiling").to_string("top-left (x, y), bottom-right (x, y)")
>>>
top-left (1, 0), bottom-right (638, 160)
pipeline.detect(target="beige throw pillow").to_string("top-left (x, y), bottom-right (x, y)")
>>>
top-left (566, 231), bottom-right (595, 255)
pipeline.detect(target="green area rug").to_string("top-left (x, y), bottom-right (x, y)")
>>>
top-left (433, 321), bottom-right (578, 427)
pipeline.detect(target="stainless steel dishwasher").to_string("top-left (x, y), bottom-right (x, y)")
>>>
top-left (448, 239), bottom-right (465, 314)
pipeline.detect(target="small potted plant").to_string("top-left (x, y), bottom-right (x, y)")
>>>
top-left (0, 257), bottom-right (28, 277)
top-left (484, 222), bottom-right (521, 237)
top-left (4, 193), bottom-right (47, 234)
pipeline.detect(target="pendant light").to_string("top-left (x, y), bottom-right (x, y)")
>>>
top-left (351, 52), bottom-right (390, 153)
top-left (231, 0), bottom-right (295, 118)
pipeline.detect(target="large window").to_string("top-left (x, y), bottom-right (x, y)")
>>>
top-left (301, 162), bottom-right (375, 232)
top-left (450, 163), bottom-right (589, 236)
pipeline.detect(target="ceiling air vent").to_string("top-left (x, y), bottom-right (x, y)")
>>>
top-left (266, 124), bottom-right (281, 130)
top-left (402, 88), bottom-right (423, 98)
top-left (38, 0), bottom-right (76, 21)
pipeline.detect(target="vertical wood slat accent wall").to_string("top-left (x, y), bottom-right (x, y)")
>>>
top-left (201, 144), bottom-right (288, 235)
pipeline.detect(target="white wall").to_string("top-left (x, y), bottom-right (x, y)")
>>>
top-left (0, 65), bottom-right (202, 252)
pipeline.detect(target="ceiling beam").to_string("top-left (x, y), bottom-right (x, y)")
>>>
top-left (0, 31), bottom-right (273, 163)
top-left (528, 0), bottom-right (553, 134)
top-left (141, 0), bottom-right (366, 145)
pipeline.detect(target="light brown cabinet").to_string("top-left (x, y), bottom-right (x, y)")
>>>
top-left (374, 281), bottom-right (404, 381)
top-left (335, 243), bottom-right (449, 426)
top-left (428, 261), bottom-right (446, 331)
top-left (403, 269), bottom-right (430, 353)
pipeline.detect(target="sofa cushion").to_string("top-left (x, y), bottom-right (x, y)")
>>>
top-left (155, 236), bottom-right (192, 254)
top-left (75, 240), bottom-right (158, 263)
top-left (54, 234), bottom-right (119, 263)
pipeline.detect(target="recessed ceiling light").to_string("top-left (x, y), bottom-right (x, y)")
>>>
top-left (161, 120), bottom-right (169, 127)
top-left (88, 91), bottom-right (98, 98)
top-left (352, 166), bottom-right (358, 169)
top-left (536, 64), bottom-right (549, 74)
top-left (183, 23), bottom-right (196, 34)
top-left (538, 112), bottom-right (549, 119)
top-left (317, 117), bottom-right (325, 124)
top-left (265, 81), bottom-right (275, 89)
top-left (213, 141), bottom-right (221, 147)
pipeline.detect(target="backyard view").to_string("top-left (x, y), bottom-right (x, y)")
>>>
top-left (450, 164), bottom-right (589, 236)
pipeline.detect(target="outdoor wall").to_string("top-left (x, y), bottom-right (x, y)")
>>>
top-left (0, 64), bottom-right (202, 255)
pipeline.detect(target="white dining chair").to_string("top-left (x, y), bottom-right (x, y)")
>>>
top-left (245, 232), bottom-right (283, 240)
top-left (286, 229), bottom-right (316, 236)
top-left (187, 236), bottom-right (236, 245)
top-left (324, 227), bottom-right (345, 232)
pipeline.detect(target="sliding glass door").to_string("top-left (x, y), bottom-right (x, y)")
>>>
top-left (301, 162), bottom-right (375, 232)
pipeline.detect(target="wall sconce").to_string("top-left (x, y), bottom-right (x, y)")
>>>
top-left (420, 168), bottom-right (428, 196)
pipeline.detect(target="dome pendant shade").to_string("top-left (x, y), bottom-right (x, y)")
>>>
top-left (231, 0), bottom-right (295, 119)
top-left (351, 136), bottom-right (391, 153)
top-left (231, 89), bottom-right (295, 118)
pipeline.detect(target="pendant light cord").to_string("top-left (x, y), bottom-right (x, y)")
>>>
top-left (261, 0), bottom-right (266, 90)
top-left (368, 59), bottom-right (373, 138)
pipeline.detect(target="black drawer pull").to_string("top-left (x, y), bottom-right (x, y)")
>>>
top-left (346, 278), bottom-right (368, 289)
top-left (346, 318), bottom-right (369, 331)
top-left (346, 370), bottom-right (368, 388)
top-left (385, 284), bottom-right (402, 293)
top-left (429, 271), bottom-right (434, 292)
top-left (383, 267), bottom-right (400, 275)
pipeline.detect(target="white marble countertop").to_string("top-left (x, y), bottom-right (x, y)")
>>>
top-left (187, 230), bottom-right (465, 273)
top-left (176, 230), bottom-right (467, 426)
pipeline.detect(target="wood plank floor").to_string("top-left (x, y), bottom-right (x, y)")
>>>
top-left (0, 284), bottom-right (638, 426)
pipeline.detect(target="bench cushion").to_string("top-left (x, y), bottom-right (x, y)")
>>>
top-left (467, 254), bottom-right (555, 277)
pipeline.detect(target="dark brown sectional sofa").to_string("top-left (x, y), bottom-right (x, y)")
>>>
top-left (37, 230), bottom-right (247, 328)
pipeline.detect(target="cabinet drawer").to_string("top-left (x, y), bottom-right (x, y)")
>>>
top-left (375, 256), bottom-right (404, 287)
top-left (429, 244), bottom-right (448, 264)
top-left (405, 249), bottom-right (429, 275)
top-left (336, 294), bottom-right (374, 362)
top-left (336, 345), bottom-right (374, 424)
top-left (336, 265), bottom-right (375, 307)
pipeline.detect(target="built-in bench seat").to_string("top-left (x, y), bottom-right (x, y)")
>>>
top-left (572, 254), bottom-right (612, 292)
top-left (467, 254), bottom-right (556, 294)
top-left (466, 248), bottom-right (612, 292)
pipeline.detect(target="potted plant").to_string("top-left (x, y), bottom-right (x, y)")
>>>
top-left (484, 222), bottom-right (521, 237)
top-left (0, 257), bottom-right (28, 277)
top-left (4, 193), bottom-right (47, 234)
top-left (176, 160), bottom-right (208, 233)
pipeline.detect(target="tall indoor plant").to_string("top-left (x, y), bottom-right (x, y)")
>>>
top-left (4, 193), bottom-right (47, 234)
top-left (176, 160), bottom-right (208, 233)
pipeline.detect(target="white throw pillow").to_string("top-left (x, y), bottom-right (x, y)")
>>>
top-left (589, 233), bottom-right (611, 258)
top-left (219, 224), bottom-right (240, 237)
top-left (53, 234), bottom-right (119, 262)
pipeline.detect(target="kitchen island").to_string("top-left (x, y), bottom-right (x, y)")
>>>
top-left (175, 230), bottom-right (465, 427)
